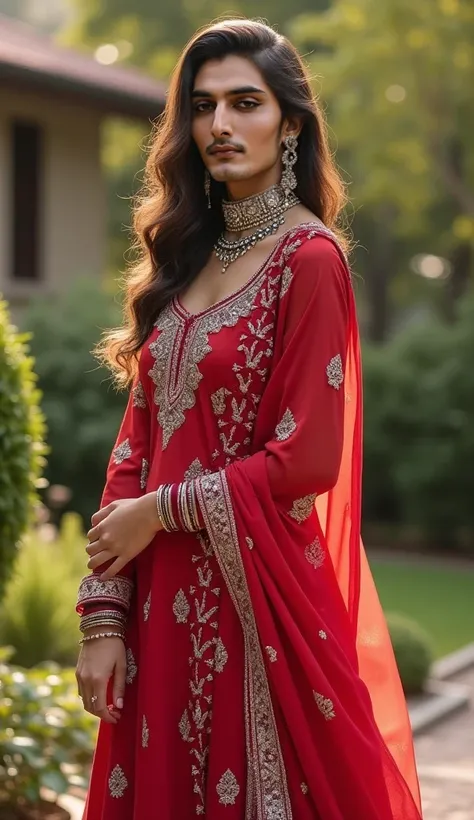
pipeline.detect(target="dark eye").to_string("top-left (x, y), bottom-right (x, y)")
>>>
top-left (193, 101), bottom-right (213, 113)
top-left (236, 100), bottom-right (259, 110)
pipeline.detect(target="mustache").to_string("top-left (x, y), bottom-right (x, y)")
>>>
top-left (206, 141), bottom-right (245, 154)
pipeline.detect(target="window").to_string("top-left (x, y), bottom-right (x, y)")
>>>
top-left (11, 121), bottom-right (43, 281)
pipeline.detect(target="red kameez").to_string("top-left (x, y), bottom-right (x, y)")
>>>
top-left (77, 223), bottom-right (423, 820)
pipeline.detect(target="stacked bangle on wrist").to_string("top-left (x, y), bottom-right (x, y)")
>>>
top-left (156, 482), bottom-right (201, 533)
top-left (80, 609), bottom-right (126, 635)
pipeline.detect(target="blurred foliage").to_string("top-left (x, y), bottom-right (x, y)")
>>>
top-left (290, 0), bottom-right (474, 336)
top-left (0, 299), bottom-right (47, 601)
top-left (0, 515), bottom-right (86, 667)
top-left (65, 0), bottom-right (329, 73)
top-left (363, 292), bottom-right (474, 550)
top-left (22, 278), bottom-right (125, 525)
top-left (0, 647), bottom-right (96, 810)
top-left (386, 612), bottom-right (433, 694)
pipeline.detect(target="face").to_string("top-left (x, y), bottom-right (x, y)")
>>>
top-left (191, 54), bottom-right (293, 198)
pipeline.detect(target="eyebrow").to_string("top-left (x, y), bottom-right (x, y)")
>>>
top-left (191, 86), bottom-right (267, 98)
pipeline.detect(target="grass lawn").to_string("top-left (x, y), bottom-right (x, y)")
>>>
top-left (370, 558), bottom-right (474, 659)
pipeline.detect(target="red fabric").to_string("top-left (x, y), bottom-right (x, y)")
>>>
top-left (81, 225), bottom-right (422, 820)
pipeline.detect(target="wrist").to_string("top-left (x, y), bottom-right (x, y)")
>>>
top-left (142, 491), bottom-right (163, 533)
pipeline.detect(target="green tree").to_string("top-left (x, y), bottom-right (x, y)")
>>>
top-left (0, 300), bottom-right (46, 598)
top-left (290, 0), bottom-right (474, 338)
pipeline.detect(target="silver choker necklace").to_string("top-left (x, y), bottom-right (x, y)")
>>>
top-left (215, 184), bottom-right (299, 273)
top-left (222, 184), bottom-right (299, 232)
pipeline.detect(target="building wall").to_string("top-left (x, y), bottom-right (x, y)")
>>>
top-left (0, 87), bottom-right (105, 306)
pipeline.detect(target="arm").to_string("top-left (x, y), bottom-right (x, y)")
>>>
top-left (76, 376), bottom-right (151, 627)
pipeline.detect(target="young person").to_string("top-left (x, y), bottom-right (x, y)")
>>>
top-left (76, 18), bottom-right (423, 820)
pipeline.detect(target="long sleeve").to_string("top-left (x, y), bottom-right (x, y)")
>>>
top-left (76, 377), bottom-right (151, 616)
top-left (165, 235), bottom-right (350, 530)
top-left (260, 237), bottom-right (349, 501)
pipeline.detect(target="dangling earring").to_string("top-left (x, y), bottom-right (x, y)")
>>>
top-left (204, 170), bottom-right (211, 209)
top-left (281, 134), bottom-right (298, 204)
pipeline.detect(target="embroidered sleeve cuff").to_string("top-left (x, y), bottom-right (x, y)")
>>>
top-left (76, 574), bottom-right (134, 616)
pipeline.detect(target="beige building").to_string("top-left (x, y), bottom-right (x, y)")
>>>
top-left (0, 14), bottom-right (165, 307)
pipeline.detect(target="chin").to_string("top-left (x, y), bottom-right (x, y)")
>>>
top-left (211, 165), bottom-right (252, 183)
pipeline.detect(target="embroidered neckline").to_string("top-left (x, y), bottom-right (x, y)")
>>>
top-left (174, 220), bottom-right (326, 322)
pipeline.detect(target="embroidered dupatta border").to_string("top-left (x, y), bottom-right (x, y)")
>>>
top-left (195, 471), bottom-right (293, 820)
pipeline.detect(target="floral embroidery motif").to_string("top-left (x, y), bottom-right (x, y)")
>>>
top-left (275, 408), bottom-right (297, 442)
top-left (301, 782), bottom-right (309, 795)
top-left (245, 537), bottom-right (254, 550)
top-left (149, 276), bottom-right (267, 449)
top-left (77, 574), bottom-right (133, 612)
top-left (143, 590), bottom-right (151, 621)
top-left (289, 494), bottom-right (316, 523)
top-left (211, 387), bottom-right (232, 416)
top-left (214, 636), bottom-right (229, 674)
top-left (125, 648), bottom-right (137, 685)
top-left (112, 438), bottom-right (132, 465)
top-left (314, 691), bottom-right (336, 721)
top-left (132, 381), bottom-right (147, 409)
top-left (184, 458), bottom-right (209, 481)
top-left (109, 764), bottom-right (128, 798)
top-left (142, 715), bottom-right (149, 748)
top-left (266, 646), bottom-right (278, 663)
top-left (196, 471), bottom-right (292, 819)
top-left (176, 531), bottom-right (223, 816)
top-left (319, 630), bottom-right (327, 640)
top-left (280, 265), bottom-right (293, 298)
top-left (326, 353), bottom-right (344, 390)
top-left (305, 537), bottom-right (325, 569)
top-left (173, 589), bottom-right (190, 623)
top-left (140, 458), bottom-right (149, 490)
top-left (216, 769), bottom-right (240, 806)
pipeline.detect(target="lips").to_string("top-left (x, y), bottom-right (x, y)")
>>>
top-left (209, 146), bottom-right (240, 155)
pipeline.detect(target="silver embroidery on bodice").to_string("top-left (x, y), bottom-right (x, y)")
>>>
top-left (149, 276), bottom-right (267, 449)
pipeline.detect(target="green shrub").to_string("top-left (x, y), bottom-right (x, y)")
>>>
top-left (0, 647), bottom-right (96, 810)
top-left (386, 612), bottom-right (433, 695)
top-left (0, 299), bottom-right (47, 599)
top-left (22, 278), bottom-right (125, 524)
top-left (363, 294), bottom-right (474, 551)
top-left (0, 515), bottom-right (86, 667)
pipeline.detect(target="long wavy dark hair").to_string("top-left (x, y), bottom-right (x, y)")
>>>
top-left (97, 18), bottom-right (348, 385)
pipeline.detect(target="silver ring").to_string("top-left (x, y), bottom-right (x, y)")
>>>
top-left (91, 695), bottom-right (98, 704)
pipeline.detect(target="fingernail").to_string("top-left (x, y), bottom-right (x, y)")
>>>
top-left (117, 698), bottom-right (123, 709)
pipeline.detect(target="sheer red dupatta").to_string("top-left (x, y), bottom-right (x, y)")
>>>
top-left (195, 229), bottom-right (422, 820)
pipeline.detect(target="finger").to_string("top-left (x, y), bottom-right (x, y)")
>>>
top-left (112, 654), bottom-right (127, 710)
top-left (87, 550), bottom-right (114, 570)
top-left (100, 557), bottom-right (126, 581)
top-left (86, 523), bottom-right (101, 542)
top-left (93, 680), bottom-right (118, 725)
top-left (86, 539), bottom-right (104, 557)
top-left (91, 505), bottom-right (114, 527)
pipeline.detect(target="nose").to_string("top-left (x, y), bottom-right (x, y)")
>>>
top-left (210, 103), bottom-right (232, 140)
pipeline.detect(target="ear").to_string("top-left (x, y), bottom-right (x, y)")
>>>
top-left (281, 117), bottom-right (302, 142)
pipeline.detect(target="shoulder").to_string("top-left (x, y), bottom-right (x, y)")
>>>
top-left (281, 225), bottom-right (350, 298)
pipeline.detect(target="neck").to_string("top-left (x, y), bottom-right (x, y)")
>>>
top-left (225, 171), bottom-right (280, 202)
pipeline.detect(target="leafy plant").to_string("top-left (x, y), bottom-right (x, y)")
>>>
top-left (0, 648), bottom-right (96, 811)
top-left (387, 612), bottom-right (433, 695)
top-left (0, 516), bottom-right (86, 668)
top-left (0, 299), bottom-right (47, 599)
top-left (22, 278), bottom-right (125, 525)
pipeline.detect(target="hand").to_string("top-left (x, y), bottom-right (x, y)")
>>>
top-left (86, 494), bottom-right (161, 580)
top-left (76, 636), bottom-right (126, 724)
